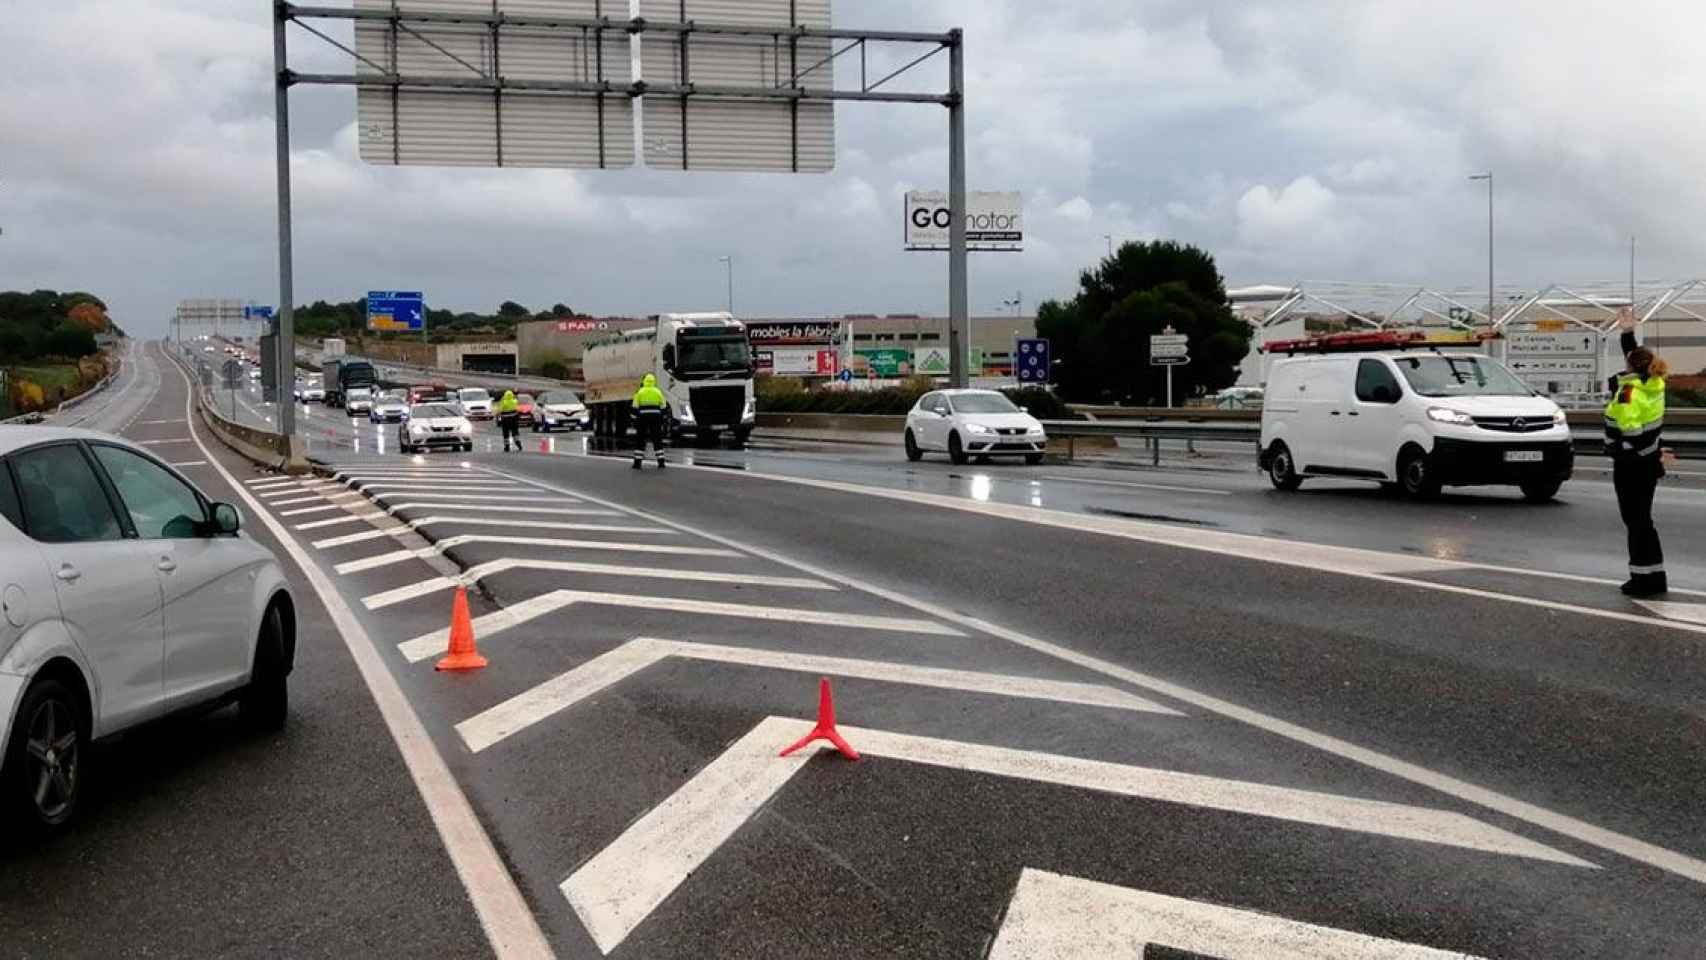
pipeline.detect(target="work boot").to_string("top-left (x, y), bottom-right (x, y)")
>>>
top-left (631, 457), bottom-right (642, 470)
top-left (1621, 574), bottom-right (1668, 598)
top-left (657, 456), bottom-right (667, 469)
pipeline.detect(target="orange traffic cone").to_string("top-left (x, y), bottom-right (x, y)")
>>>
top-left (436, 586), bottom-right (488, 672)
top-left (779, 677), bottom-right (859, 760)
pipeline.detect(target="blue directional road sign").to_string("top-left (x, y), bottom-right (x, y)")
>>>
top-left (367, 291), bottom-right (426, 332)
top-left (837, 368), bottom-right (854, 383)
top-left (1015, 337), bottom-right (1050, 384)
top-left (243, 305), bottom-right (275, 320)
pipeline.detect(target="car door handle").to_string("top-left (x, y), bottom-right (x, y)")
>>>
top-left (1329, 411), bottom-right (1342, 416)
top-left (157, 558), bottom-right (178, 573)
top-left (1347, 411), bottom-right (1360, 416)
top-left (55, 563), bottom-right (82, 582)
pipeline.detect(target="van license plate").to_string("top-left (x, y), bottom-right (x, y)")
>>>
top-left (1504, 450), bottom-right (1543, 463)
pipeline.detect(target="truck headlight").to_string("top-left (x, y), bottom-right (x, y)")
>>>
top-left (1427, 407), bottom-right (1474, 425)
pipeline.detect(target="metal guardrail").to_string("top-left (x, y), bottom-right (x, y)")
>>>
top-left (1040, 418), bottom-right (1706, 466)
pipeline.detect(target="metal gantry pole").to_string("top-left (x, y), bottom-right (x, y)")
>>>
top-left (274, 2), bottom-right (297, 439)
top-left (946, 29), bottom-right (967, 390)
top-left (1486, 173), bottom-right (1494, 326)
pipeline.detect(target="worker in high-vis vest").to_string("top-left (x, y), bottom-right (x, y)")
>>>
top-left (497, 389), bottom-right (521, 452)
top-left (1605, 308), bottom-right (1671, 597)
top-left (630, 374), bottom-right (668, 469)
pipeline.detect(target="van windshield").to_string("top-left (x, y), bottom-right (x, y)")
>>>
top-left (1392, 355), bottom-right (1532, 398)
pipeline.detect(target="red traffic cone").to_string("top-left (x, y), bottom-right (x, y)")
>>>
top-left (779, 677), bottom-right (859, 761)
top-left (436, 586), bottom-right (488, 672)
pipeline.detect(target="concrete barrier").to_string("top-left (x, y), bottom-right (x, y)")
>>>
top-left (169, 345), bottom-right (311, 473)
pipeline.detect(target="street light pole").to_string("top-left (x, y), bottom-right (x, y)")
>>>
top-left (1469, 173), bottom-right (1493, 325)
top-left (1104, 234), bottom-right (1113, 258)
top-left (718, 256), bottom-right (734, 315)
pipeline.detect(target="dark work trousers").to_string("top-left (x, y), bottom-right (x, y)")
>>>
top-left (1613, 454), bottom-right (1664, 578)
top-left (633, 410), bottom-right (666, 463)
top-left (498, 412), bottom-right (520, 450)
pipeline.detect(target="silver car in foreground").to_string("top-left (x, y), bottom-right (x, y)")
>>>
top-left (0, 427), bottom-right (295, 833)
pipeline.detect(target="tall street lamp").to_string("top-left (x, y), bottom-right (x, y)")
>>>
top-left (1469, 173), bottom-right (1493, 324)
top-left (1103, 234), bottom-right (1114, 258)
top-left (717, 255), bottom-right (735, 314)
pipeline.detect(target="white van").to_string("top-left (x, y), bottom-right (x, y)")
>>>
top-left (1258, 349), bottom-right (1573, 501)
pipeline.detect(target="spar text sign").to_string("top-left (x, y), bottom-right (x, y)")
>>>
top-left (367, 291), bottom-right (426, 333)
top-left (905, 191), bottom-right (1024, 251)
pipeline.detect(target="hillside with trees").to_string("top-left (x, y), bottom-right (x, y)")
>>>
top-left (0, 289), bottom-right (119, 415)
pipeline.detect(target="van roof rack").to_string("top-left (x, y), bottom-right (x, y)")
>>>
top-left (1261, 329), bottom-right (1496, 356)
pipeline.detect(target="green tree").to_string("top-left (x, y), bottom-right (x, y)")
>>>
top-left (1036, 240), bottom-right (1250, 404)
top-left (497, 300), bottom-right (531, 319)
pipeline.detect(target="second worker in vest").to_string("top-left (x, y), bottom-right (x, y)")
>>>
top-left (631, 374), bottom-right (668, 469)
top-left (497, 389), bottom-right (521, 452)
top-left (1606, 308), bottom-right (1671, 597)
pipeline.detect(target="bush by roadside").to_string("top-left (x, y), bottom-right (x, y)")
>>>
top-left (756, 376), bottom-right (1081, 419)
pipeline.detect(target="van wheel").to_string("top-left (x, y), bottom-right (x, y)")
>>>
top-left (1520, 479), bottom-right (1562, 503)
top-left (4, 676), bottom-right (85, 832)
top-left (904, 430), bottom-right (923, 462)
top-left (1267, 443), bottom-right (1302, 491)
top-left (1399, 447), bottom-right (1441, 499)
top-left (948, 432), bottom-right (969, 465)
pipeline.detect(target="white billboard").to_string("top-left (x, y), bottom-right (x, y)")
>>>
top-left (905, 191), bottom-right (1024, 251)
top-left (637, 0), bottom-right (835, 172)
top-left (353, 0), bottom-right (635, 169)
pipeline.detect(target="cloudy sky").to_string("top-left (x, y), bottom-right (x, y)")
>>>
top-left (3, 0), bottom-right (1703, 337)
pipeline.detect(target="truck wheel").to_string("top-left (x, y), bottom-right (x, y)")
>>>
top-left (1267, 442), bottom-right (1302, 491)
top-left (1520, 479), bottom-right (1562, 503)
top-left (1399, 447), bottom-right (1441, 499)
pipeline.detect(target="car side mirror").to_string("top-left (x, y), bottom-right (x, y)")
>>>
top-left (210, 502), bottom-right (240, 536)
top-left (1019, 405), bottom-right (1030, 413)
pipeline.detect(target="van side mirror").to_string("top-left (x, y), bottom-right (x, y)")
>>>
top-left (661, 344), bottom-right (676, 372)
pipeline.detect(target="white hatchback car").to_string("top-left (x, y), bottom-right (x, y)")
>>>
top-left (400, 402), bottom-right (474, 453)
top-left (457, 387), bottom-right (494, 420)
top-left (904, 389), bottom-right (1048, 465)
top-left (0, 428), bottom-right (295, 832)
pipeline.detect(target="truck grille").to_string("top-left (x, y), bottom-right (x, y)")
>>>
top-left (690, 385), bottom-right (746, 428)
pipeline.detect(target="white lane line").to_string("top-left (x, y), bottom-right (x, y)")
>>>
top-left (989, 870), bottom-right (1483, 959)
top-left (561, 717), bottom-right (1585, 954)
top-left (1040, 474), bottom-right (1235, 496)
top-left (356, 482), bottom-right (528, 493)
top-left (363, 559), bottom-right (834, 610)
top-left (270, 492), bottom-right (361, 508)
top-left (397, 591), bottom-right (963, 663)
top-left (279, 503), bottom-right (347, 517)
top-left (295, 512), bottom-right (386, 531)
top-left (138, 437), bottom-right (194, 445)
top-left (136, 418), bottom-right (184, 425)
top-left (160, 345), bottom-right (553, 960)
top-left (245, 477), bottom-right (293, 486)
top-left (458, 637), bottom-right (1180, 753)
top-left (313, 528), bottom-right (404, 549)
top-left (259, 486), bottom-right (331, 500)
top-left (1635, 600), bottom-right (1706, 626)
top-left (492, 466), bottom-right (1706, 888)
top-left (338, 536), bottom-right (737, 576)
top-left (404, 516), bottom-right (672, 535)
top-left (370, 492), bottom-right (580, 505)
top-left (166, 460), bottom-right (208, 467)
top-left (1466, 562), bottom-right (1706, 600)
top-left (380, 502), bottom-right (615, 517)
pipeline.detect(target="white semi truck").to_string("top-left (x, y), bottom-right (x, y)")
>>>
top-left (583, 313), bottom-right (756, 446)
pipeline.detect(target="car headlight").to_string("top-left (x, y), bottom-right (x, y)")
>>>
top-left (965, 423), bottom-right (995, 435)
top-left (410, 424), bottom-right (427, 435)
top-left (1426, 407), bottom-right (1474, 425)
top-left (458, 424), bottom-right (472, 435)
top-left (1027, 425), bottom-right (1046, 436)
top-left (1552, 409), bottom-right (1567, 425)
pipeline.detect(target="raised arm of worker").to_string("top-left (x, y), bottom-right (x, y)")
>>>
top-left (1617, 306), bottom-right (1638, 357)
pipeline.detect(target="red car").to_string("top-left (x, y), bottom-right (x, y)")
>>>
top-left (515, 394), bottom-right (536, 425)
top-left (409, 382), bottom-right (450, 404)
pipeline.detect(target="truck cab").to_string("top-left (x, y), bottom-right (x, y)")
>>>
top-left (583, 313), bottom-right (757, 446)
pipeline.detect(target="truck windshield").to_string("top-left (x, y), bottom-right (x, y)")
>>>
top-left (677, 336), bottom-right (750, 373)
top-left (1393, 355), bottom-right (1532, 397)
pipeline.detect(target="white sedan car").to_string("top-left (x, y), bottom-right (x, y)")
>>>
top-left (532, 390), bottom-right (589, 433)
top-left (456, 387), bottom-right (494, 420)
top-left (904, 389), bottom-right (1048, 465)
top-left (399, 402), bottom-right (474, 453)
top-left (0, 428), bottom-right (295, 832)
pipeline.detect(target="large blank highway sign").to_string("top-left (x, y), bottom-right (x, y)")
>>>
top-left (638, 0), bottom-right (836, 172)
top-left (353, 0), bottom-right (635, 169)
